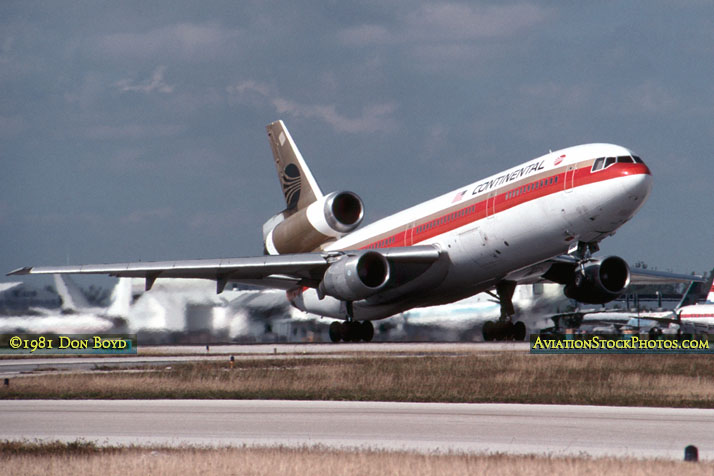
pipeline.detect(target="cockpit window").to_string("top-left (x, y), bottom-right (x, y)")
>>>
top-left (604, 156), bottom-right (616, 168)
top-left (591, 157), bottom-right (605, 172)
top-left (617, 155), bottom-right (634, 163)
top-left (632, 155), bottom-right (643, 164)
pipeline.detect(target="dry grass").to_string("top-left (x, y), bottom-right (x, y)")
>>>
top-left (3, 354), bottom-right (714, 407)
top-left (1, 441), bottom-right (711, 476)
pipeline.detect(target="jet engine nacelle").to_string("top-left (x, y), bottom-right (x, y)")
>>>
top-left (319, 251), bottom-right (390, 302)
top-left (564, 256), bottom-right (631, 304)
top-left (264, 191), bottom-right (364, 254)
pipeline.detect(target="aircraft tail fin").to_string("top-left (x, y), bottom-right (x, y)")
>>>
top-left (676, 269), bottom-right (714, 309)
top-left (54, 274), bottom-right (90, 313)
top-left (266, 120), bottom-right (323, 211)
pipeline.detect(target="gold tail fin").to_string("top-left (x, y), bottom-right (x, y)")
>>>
top-left (266, 120), bottom-right (323, 211)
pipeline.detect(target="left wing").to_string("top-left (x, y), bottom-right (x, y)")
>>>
top-left (8, 246), bottom-right (442, 294)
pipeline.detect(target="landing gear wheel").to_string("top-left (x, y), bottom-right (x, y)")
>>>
top-left (343, 321), bottom-right (361, 342)
top-left (329, 321), bottom-right (342, 343)
top-left (360, 321), bottom-right (374, 342)
top-left (513, 321), bottom-right (526, 341)
top-left (504, 322), bottom-right (515, 340)
top-left (483, 321), bottom-right (495, 341)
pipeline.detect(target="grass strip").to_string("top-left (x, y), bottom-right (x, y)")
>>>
top-left (1, 440), bottom-right (710, 476)
top-left (3, 353), bottom-right (714, 407)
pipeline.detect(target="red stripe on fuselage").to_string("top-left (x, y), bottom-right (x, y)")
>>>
top-left (356, 162), bottom-right (650, 250)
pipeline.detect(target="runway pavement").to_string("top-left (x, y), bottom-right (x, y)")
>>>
top-left (1, 399), bottom-right (711, 460)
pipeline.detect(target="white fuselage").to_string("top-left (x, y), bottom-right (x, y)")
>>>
top-left (291, 143), bottom-right (653, 320)
top-left (679, 303), bottom-right (714, 326)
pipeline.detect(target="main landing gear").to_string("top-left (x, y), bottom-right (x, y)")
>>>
top-left (329, 300), bottom-right (374, 343)
top-left (329, 320), bottom-right (374, 343)
top-left (481, 280), bottom-right (527, 341)
top-left (482, 320), bottom-right (526, 341)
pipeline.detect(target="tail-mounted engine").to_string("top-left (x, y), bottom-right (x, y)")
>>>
top-left (318, 251), bottom-right (390, 301)
top-left (564, 256), bottom-right (631, 304)
top-left (264, 191), bottom-right (364, 254)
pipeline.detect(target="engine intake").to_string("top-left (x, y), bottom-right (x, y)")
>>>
top-left (564, 256), bottom-right (631, 304)
top-left (319, 251), bottom-right (390, 301)
top-left (324, 191), bottom-right (363, 233)
top-left (265, 191), bottom-right (364, 254)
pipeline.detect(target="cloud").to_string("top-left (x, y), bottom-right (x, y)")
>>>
top-left (625, 81), bottom-right (678, 114)
top-left (340, 3), bottom-right (548, 45)
top-left (339, 3), bottom-right (548, 69)
top-left (115, 66), bottom-right (174, 94)
top-left (94, 23), bottom-right (243, 61)
top-left (84, 123), bottom-right (184, 140)
top-left (519, 82), bottom-right (593, 109)
top-left (228, 81), bottom-right (398, 134)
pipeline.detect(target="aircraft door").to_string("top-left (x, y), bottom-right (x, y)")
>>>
top-left (486, 191), bottom-right (497, 217)
top-left (564, 165), bottom-right (576, 193)
top-left (404, 222), bottom-right (415, 246)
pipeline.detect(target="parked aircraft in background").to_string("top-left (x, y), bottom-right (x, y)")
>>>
top-left (400, 283), bottom-right (571, 341)
top-left (0, 282), bottom-right (22, 295)
top-left (10, 120), bottom-right (701, 343)
top-left (549, 271), bottom-right (712, 335)
top-left (0, 275), bottom-right (129, 334)
top-left (677, 277), bottom-right (714, 326)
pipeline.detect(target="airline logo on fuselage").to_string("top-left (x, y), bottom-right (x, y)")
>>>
top-left (471, 160), bottom-right (546, 196)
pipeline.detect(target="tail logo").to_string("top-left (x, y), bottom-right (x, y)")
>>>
top-left (281, 163), bottom-right (301, 208)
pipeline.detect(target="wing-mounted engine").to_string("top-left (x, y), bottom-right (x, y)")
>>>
top-left (264, 191), bottom-right (365, 254)
top-left (318, 251), bottom-right (390, 301)
top-left (564, 256), bottom-right (631, 304)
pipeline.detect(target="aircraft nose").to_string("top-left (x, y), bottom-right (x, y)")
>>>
top-left (623, 166), bottom-right (653, 208)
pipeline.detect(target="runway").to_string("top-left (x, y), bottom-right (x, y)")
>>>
top-left (1, 400), bottom-right (711, 460)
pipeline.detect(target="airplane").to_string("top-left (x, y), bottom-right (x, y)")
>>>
top-left (548, 271), bottom-right (712, 336)
top-left (398, 282), bottom-right (572, 341)
top-left (677, 276), bottom-right (714, 326)
top-left (0, 274), bottom-right (130, 334)
top-left (9, 120), bottom-right (700, 343)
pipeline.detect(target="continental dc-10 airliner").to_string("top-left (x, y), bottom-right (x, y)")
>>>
top-left (10, 121), bottom-right (699, 342)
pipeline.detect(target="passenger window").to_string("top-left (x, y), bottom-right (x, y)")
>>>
top-left (591, 157), bottom-right (605, 172)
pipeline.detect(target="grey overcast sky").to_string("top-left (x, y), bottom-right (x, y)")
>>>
top-left (2, 1), bottom-right (713, 288)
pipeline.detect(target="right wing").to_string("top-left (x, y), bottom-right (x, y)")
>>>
top-left (8, 246), bottom-right (442, 294)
